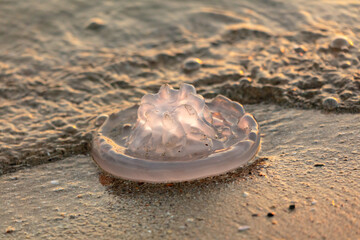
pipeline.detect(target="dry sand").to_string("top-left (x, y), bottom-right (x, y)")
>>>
top-left (0, 0), bottom-right (360, 239)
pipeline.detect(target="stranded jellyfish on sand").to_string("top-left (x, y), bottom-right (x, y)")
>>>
top-left (91, 84), bottom-right (260, 183)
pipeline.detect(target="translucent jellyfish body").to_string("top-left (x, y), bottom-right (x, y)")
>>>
top-left (91, 84), bottom-right (260, 183)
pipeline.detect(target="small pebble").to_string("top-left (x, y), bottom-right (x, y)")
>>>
top-left (314, 163), bottom-right (325, 167)
top-left (5, 226), bottom-right (15, 234)
top-left (267, 212), bottom-right (275, 217)
top-left (182, 58), bottom-right (202, 72)
top-left (251, 213), bottom-right (259, 217)
top-left (243, 192), bottom-right (249, 197)
top-left (186, 218), bottom-right (194, 222)
top-left (330, 36), bottom-right (353, 50)
top-left (59, 212), bottom-right (66, 217)
top-left (238, 225), bottom-right (250, 232)
top-left (311, 200), bottom-right (317, 205)
top-left (53, 187), bottom-right (65, 192)
top-left (289, 204), bottom-right (296, 210)
top-left (14, 219), bottom-right (26, 223)
top-left (86, 18), bottom-right (106, 30)
top-left (322, 97), bottom-right (339, 110)
top-left (340, 61), bottom-right (351, 69)
top-left (50, 180), bottom-right (59, 185)
top-left (64, 125), bottom-right (78, 134)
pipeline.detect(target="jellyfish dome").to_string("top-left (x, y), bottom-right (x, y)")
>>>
top-left (91, 84), bottom-right (260, 183)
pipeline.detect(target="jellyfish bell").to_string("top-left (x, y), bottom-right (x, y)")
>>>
top-left (91, 83), bottom-right (261, 183)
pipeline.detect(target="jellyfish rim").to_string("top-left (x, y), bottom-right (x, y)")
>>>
top-left (91, 123), bottom-right (260, 183)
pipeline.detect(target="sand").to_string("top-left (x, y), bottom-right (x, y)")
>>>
top-left (0, 0), bottom-right (359, 239)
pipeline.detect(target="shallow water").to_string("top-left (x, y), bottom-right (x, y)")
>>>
top-left (0, 0), bottom-right (359, 173)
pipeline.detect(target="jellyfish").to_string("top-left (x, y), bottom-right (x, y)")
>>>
top-left (91, 84), bottom-right (260, 183)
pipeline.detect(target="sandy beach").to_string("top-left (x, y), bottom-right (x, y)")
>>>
top-left (0, 0), bottom-right (359, 239)
top-left (1, 105), bottom-right (359, 239)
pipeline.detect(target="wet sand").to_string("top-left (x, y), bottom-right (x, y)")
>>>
top-left (0, 0), bottom-right (360, 239)
top-left (1, 105), bottom-right (359, 239)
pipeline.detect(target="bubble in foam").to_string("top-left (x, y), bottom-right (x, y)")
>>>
top-left (329, 36), bottom-right (353, 50)
top-left (91, 84), bottom-right (260, 183)
top-left (182, 58), bottom-right (202, 72)
top-left (323, 97), bottom-right (339, 110)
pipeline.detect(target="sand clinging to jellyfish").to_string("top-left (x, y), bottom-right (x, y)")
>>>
top-left (91, 83), bottom-right (260, 183)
